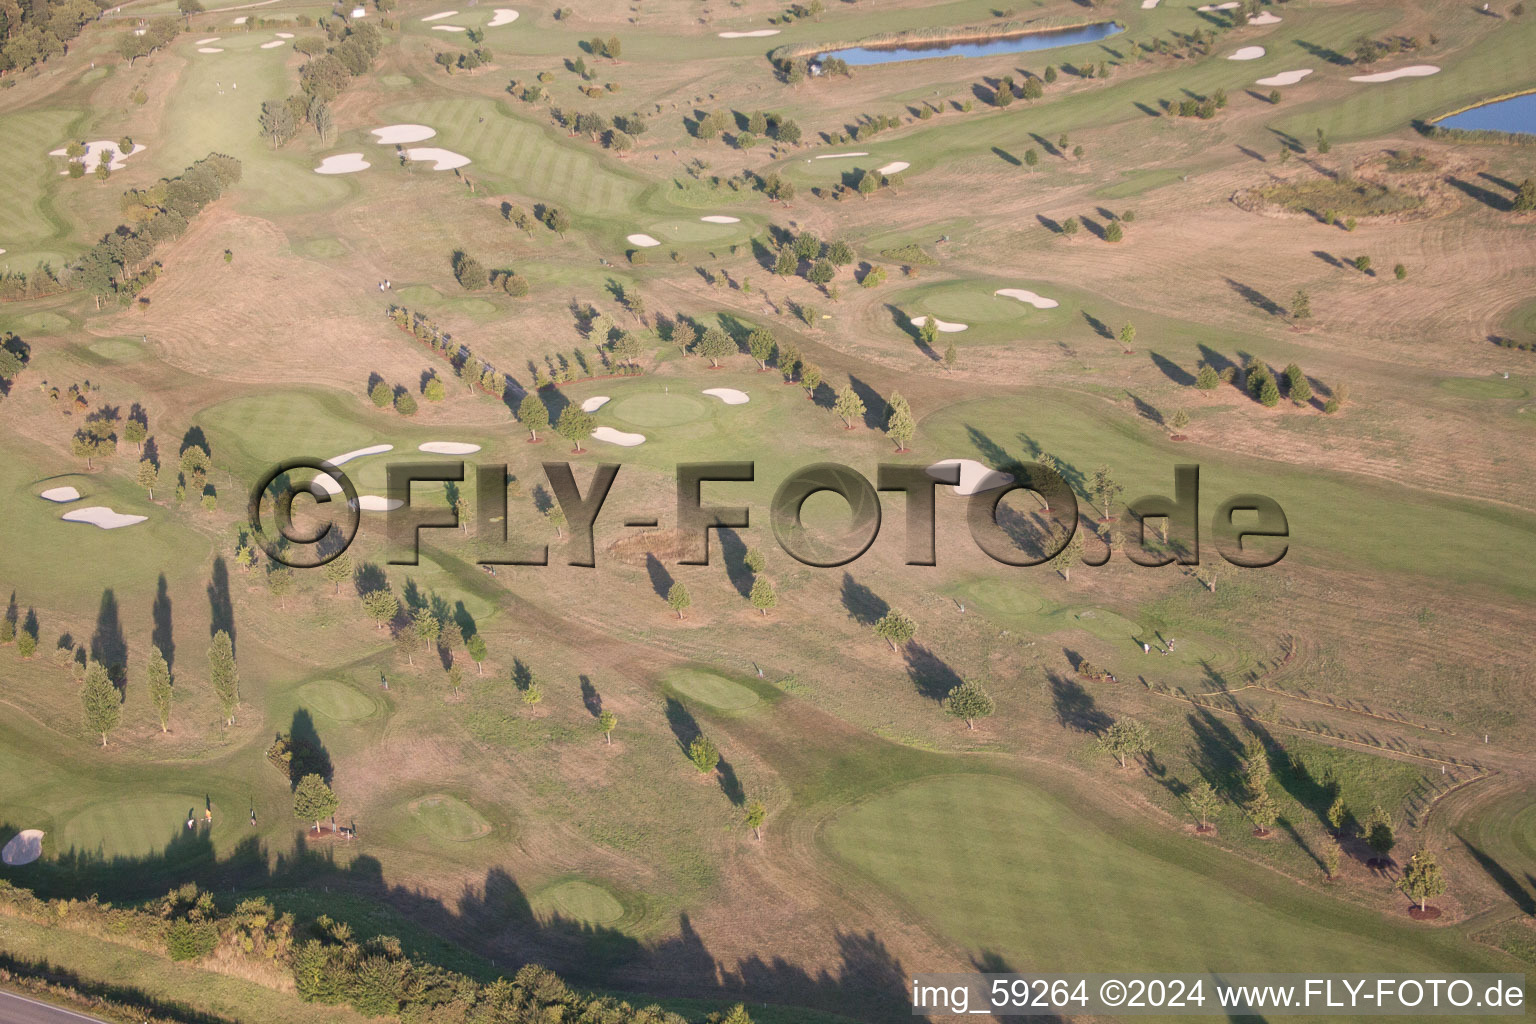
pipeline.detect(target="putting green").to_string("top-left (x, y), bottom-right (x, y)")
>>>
top-left (296, 679), bottom-right (376, 722)
top-left (828, 774), bottom-right (1502, 973)
top-left (380, 73), bottom-right (414, 87)
top-left (666, 669), bottom-right (759, 710)
top-left (537, 879), bottom-right (624, 925)
top-left (1439, 377), bottom-right (1528, 400)
top-left (905, 283), bottom-right (1030, 324)
top-left (951, 578), bottom-right (1042, 619)
top-left (59, 794), bottom-right (209, 859)
top-left (19, 312), bottom-right (71, 334)
top-left (409, 794), bottom-right (492, 842)
top-left (298, 237), bottom-right (348, 260)
top-left (1067, 607), bottom-right (1145, 644)
top-left (610, 392), bottom-right (709, 428)
top-left (86, 337), bottom-right (147, 362)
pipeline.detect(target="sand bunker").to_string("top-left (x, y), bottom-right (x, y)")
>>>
top-left (1, 830), bottom-right (44, 867)
top-left (700, 215), bottom-right (741, 224)
top-left (1249, 11), bottom-right (1281, 24)
top-left (487, 8), bottom-right (518, 25)
top-left (1227, 46), bottom-right (1265, 61)
top-left (374, 124), bottom-right (436, 144)
top-left (1257, 69), bottom-right (1312, 86)
top-left (196, 36), bottom-right (220, 43)
top-left (813, 152), bottom-right (868, 159)
top-left (994, 288), bottom-right (1059, 309)
top-left (315, 153), bottom-right (370, 174)
top-left (1196, 1), bottom-right (1237, 8)
top-left (419, 441), bottom-right (481, 454)
top-left (198, 46), bottom-right (224, 52)
top-left (702, 387), bottom-right (750, 405)
top-left (51, 140), bottom-right (147, 174)
top-left (276, 31), bottom-right (294, 38)
top-left (40, 486), bottom-right (82, 502)
top-left (1139, 0), bottom-right (1159, 7)
top-left (356, 495), bottom-right (404, 511)
top-left (422, 9), bottom-right (458, 19)
top-left (627, 233), bottom-right (661, 247)
top-left (876, 161), bottom-right (910, 175)
top-left (314, 444), bottom-right (393, 494)
top-left (260, 39), bottom-right (285, 47)
top-left (406, 147), bottom-right (470, 170)
top-left (580, 396), bottom-right (611, 412)
top-left (927, 459), bottom-right (1014, 496)
top-left (911, 315), bottom-right (968, 333)
top-left (432, 24), bottom-right (466, 31)
top-left (718, 28), bottom-right (779, 37)
top-left (591, 427), bottom-right (646, 446)
top-left (1350, 65), bottom-right (1440, 83)
top-left (232, 15), bottom-right (247, 23)
top-left (63, 506), bottom-right (147, 529)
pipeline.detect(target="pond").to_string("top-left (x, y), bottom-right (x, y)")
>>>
top-left (1438, 91), bottom-right (1536, 136)
top-left (819, 21), bottom-right (1123, 67)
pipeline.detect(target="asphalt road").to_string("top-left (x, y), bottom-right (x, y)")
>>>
top-left (0, 991), bottom-right (109, 1024)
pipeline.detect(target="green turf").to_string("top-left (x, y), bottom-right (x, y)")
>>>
top-left (84, 336), bottom-right (148, 362)
top-left (536, 879), bottom-right (625, 925)
top-left (295, 679), bottom-right (377, 722)
top-left (608, 391), bottom-right (712, 427)
top-left (409, 794), bottom-right (492, 842)
top-left (0, 107), bottom-right (80, 249)
top-left (16, 311), bottom-right (72, 334)
top-left (1439, 377), bottom-right (1529, 400)
top-left (58, 794), bottom-right (213, 859)
top-left (665, 669), bottom-right (760, 711)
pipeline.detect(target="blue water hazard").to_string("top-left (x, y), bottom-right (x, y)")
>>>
top-left (819, 21), bottom-right (1123, 67)
top-left (1438, 91), bottom-right (1536, 136)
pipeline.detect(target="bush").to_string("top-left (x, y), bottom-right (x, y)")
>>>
top-left (394, 391), bottom-right (417, 416)
top-left (165, 919), bottom-right (218, 961)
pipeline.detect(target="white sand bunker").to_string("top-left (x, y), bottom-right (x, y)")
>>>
top-left (591, 427), bottom-right (646, 446)
top-left (1257, 69), bottom-right (1312, 86)
top-left (700, 215), bottom-right (741, 224)
top-left (1196, 1), bottom-right (1237, 9)
top-left (1350, 65), bottom-right (1439, 83)
top-left (232, 15), bottom-right (247, 23)
top-left (702, 387), bottom-right (749, 405)
top-left (406, 147), bottom-right (470, 170)
top-left (718, 28), bottom-right (779, 37)
top-left (1227, 46), bottom-right (1265, 61)
top-left (355, 495), bottom-right (404, 511)
top-left (198, 46), bottom-right (224, 53)
top-left (314, 444), bottom-right (393, 494)
top-left (1140, 0), bottom-right (1159, 7)
top-left (419, 441), bottom-right (481, 454)
top-left (487, 8), bottom-right (518, 25)
top-left (422, 9), bottom-right (458, 19)
top-left (432, 24), bottom-right (466, 31)
top-left (315, 153), bottom-right (370, 174)
top-left (911, 315), bottom-right (967, 333)
top-left (276, 31), bottom-right (294, 38)
top-left (1249, 12), bottom-right (1281, 24)
top-left (627, 233), bottom-right (661, 247)
top-left (995, 288), bottom-right (1059, 309)
top-left (876, 161), bottom-right (909, 175)
top-left (40, 486), bottom-right (82, 503)
top-left (63, 506), bottom-right (147, 529)
top-left (927, 459), bottom-right (1014, 496)
top-left (260, 39), bottom-right (286, 47)
top-left (1, 830), bottom-right (44, 867)
top-left (374, 124), bottom-right (436, 144)
top-left (814, 152), bottom-right (867, 159)
top-left (51, 140), bottom-right (147, 174)
top-left (196, 36), bottom-right (220, 43)
top-left (580, 396), bottom-right (611, 412)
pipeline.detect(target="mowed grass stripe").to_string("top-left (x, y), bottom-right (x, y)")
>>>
top-left (0, 108), bottom-right (80, 244)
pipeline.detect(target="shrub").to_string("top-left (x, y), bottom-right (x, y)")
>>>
top-left (165, 919), bottom-right (218, 961)
top-left (394, 391), bottom-right (417, 416)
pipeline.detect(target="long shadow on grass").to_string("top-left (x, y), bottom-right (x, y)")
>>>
top-left (207, 557), bottom-right (235, 654)
top-left (152, 574), bottom-right (174, 671)
top-left (839, 572), bottom-right (887, 625)
top-left (1150, 351), bottom-right (1195, 386)
top-left (1456, 833), bottom-right (1536, 915)
top-left (718, 528), bottom-right (754, 598)
top-left (1049, 670), bottom-right (1111, 734)
top-left (91, 588), bottom-right (128, 688)
top-left (903, 643), bottom-right (962, 702)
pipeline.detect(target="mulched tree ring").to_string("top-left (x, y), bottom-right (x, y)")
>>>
top-left (1253, 828), bottom-right (1277, 839)
top-left (1408, 905), bottom-right (1443, 921)
top-left (1169, 434), bottom-right (1188, 442)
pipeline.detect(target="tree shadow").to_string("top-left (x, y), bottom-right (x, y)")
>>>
top-left (902, 643), bottom-right (962, 701)
top-left (281, 708), bottom-right (333, 787)
top-left (1455, 833), bottom-right (1536, 915)
top-left (716, 756), bottom-right (745, 806)
top-left (1311, 250), bottom-right (1345, 269)
top-left (1150, 352), bottom-right (1195, 386)
top-left (992, 146), bottom-right (1021, 166)
top-left (1225, 278), bottom-right (1286, 317)
top-left (206, 557), bottom-right (234, 653)
top-left (1081, 311), bottom-right (1114, 339)
top-left (152, 574), bottom-right (174, 671)
top-left (579, 675), bottom-right (602, 717)
top-left (1446, 176), bottom-right (1514, 212)
top-left (645, 553), bottom-right (675, 601)
top-left (718, 528), bottom-right (754, 598)
top-left (91, 588), bottom-right (128, 688)
top-left (1294, 38), bottom-right (1350, 65)
top-left (1035, 213), bottom-right (1062, 234)
top-left (839, 572), bottom-right (888, 625)
top-left (847, 373), bottom-right (885, 429)
top-left (664, 696), bottom-right (701, 755)
top-left (1048, 670), bottom-right (1111, 733)
top-left (1130, 394), bottom-right (1164, 427)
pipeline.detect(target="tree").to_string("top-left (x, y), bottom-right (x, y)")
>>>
top-left (745, 547), bottom-right (767, 574)
top-left (1044, 64), bottom-right (1058, 84)
top-left (667, 581), bottom-right (691, 619)
top-left (1364, 804), bottom-right (1396, 860)
top-left (750, 577), bottom-right (777, 616)
top-left (370, 380), bottom-right (392, 407)
top-left (1024, 148), bottom-right (1039, 172)
top-left (1100, 719), bottom-right (1151, 768)
top-left (942, 680), bottom-right (995, 729)
top-left (1104, 220), bottom-right (1124, 243)
top-left (1396, 849), bottom-right (1446, 912)
top-left (773, 246), bottom-right (798, 277)
top-left (1259, 377), bottom-right (1281, 408)
top-left (1514, 178), bottom-right (1536, 213)
top-left (688, 734), bottom-right (720, 773)
top-left (1061, 216), bottom-right (1079, 238)
top-left (745, 799), bottom-right (765, 840)
top-left (746, 328), bottom-right (776, 370)
top-left (209, 630), bottom-right (238, 725)
top-left (1118, 321), bottom-right (1136, 349)
top-left (598, 709), bottom-right (617, 743)
top-left (1195, 365), bottom-right (1220, 390)
top-left (395, 391), bottom-right (418, 416)
top-left (545, 207), bottom-right (572, 238)
top-left (466, 633), bottom-right (487, 674)
top-left (123, 417), bottom-right (147, 453)
top-left (885, 392), bottom-right (914, 451)
top-left (556, 406), bottom-right (596, 452)
top-left (137, 458), bottom-right (159, 499)
top-left (259, 100), bottom-right (297, 148)
top-left (697, 326), bottom-right (734, 367)
top-left (323, 553), bottom-right (353, 595)
top-left (1169, 407), bottom-right (1190, 431)
top-left (943, 338), bottom-right (957, 373)
top-left (833, 383), bottom-right (865, 429)
top-left (1291, 288), bottom-right (1312, 320)
top-left (293, 773), bottom-right (338, 833)
top-left (1248, 790), bottom-right (1278, 833)
top-left (413, 607), bottom-right (441, 651)
top-left (1189, 780), bottom-right (1220, 830)
top-left (1052, 530), bottom-right (1083, 580)
top-left (856, 169), bottom-right (882, 198)
top-left (267, 566), bottom-right (293, 608)
top-left (1322, 841), bottom-right (1342, 880)
top-left (363, 589), bottom-right (397, 630)
top-left (518, 393), bottom-right (549, 441)
top-left (799, 362), bottom-right (822, 399)
top-left (874, 609), bottom-right (915, 651)
top-left (1285, 363), bottom-right (1312, 405)
top-left (1241, 736), bottom-right (1271, 802)
top-left (1327, 794), bottom-right (1348, 834)
top-left (148, 646), bottom-right (172, 733)
top-left (1091, 464), bottom-right (1123, 520)
top-left (82, 661), bottom-right (120, 747)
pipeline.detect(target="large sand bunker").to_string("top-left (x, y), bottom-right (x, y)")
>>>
top-left (994, 288), bottom-right (1059, 309)
top-left (1257, 69), bottom-right (1312, 86)
top-left (422, 9), bottom-right (458, 19)
top-left (419, 441), bottom-right (481, 454)
top-left (356, 495), bottom-right (404, 511)
top-left (700, 215), bottom-right (740, 224)
top-left (197, 46), bottom-right (224, 52)
top-left (1249, 11), bottom-right (1281, 24)
top-left (927, 459), bottom-right (1014, 496)
top-left (315, 153), bottom-right (370, 174)
top-left (406, 147), bottom-right (470, 169)
top-left (374, 124), bottom-right (436, 144)
top-left (50, 140), bottom-right (147, 174)
top-left (315, 444), bottom-right (393, 494)
top-left (591, 427), bottom-right (646, 446)
top-left (432, 24), bottom-right (466, 31)
top-left (702, 387), bottom-right (750, 405)
top-left (580, 396), bottom-right (611, 412)
top-left (718, 28), bottom-right (779, 37)
top-left (487, 8), bottom-right (518, 25)
top-left (276, 31), bottom-right (294, 38)
top-left (627, 233), bottom-right (661, 247)
top-left (260, 39), bottom-right (286, 47)
top-left (911, 315), bottom-right (968, 333)
top-left (876, 161), bottom-right (910, 175)
top-left (63, 506), bottom-right (147, 529)
top-left (1227, 46), bottom-right (1265, 61)
top-left (1139, 0), bottom-right (1159, 7)
top-left (1350, 65), bottom-right (1439, 83)
top-left (1, 830), bottom-right (44, 866)
top-left (40, 486), bottom-right (82, 502)
top-left (1196, 2), bottom-right (1237, 9)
